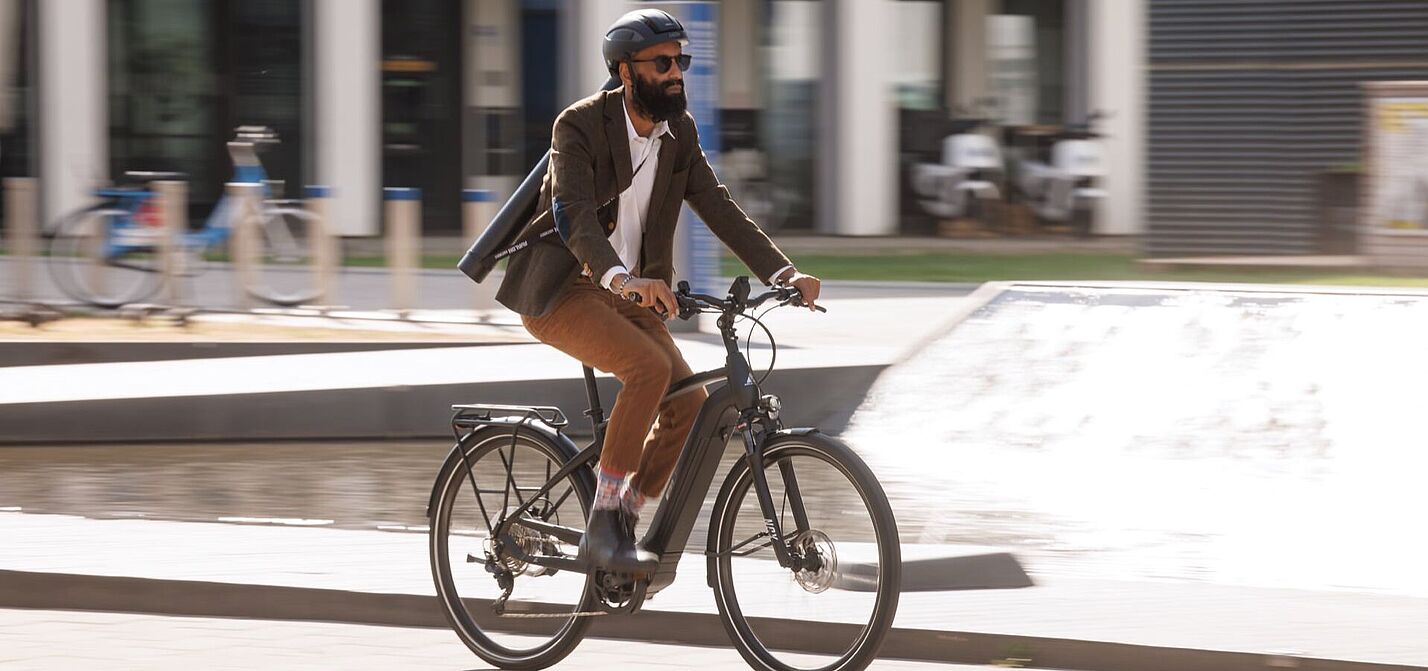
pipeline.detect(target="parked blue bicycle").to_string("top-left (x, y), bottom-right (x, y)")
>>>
top-left (46, 126), bottom-right (336, 308)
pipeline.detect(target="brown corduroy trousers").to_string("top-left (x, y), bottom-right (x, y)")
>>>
top-left (520, 275), bottom-right (708, 498)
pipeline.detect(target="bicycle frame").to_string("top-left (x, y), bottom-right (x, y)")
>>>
top-left (457, 304), bottom-right (811, 598)
top-left (93, 140), bottom-right (277, 260)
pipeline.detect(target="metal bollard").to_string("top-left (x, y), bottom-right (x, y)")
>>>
top-left (226, 182), bottom-right (263, 309)
top-left (462, 188), bottom-right (496, 242)
top-left (154, 181), bottom-right (188, 306)
top-left (462, 188), bottom-right (495, 312)
top-left (3, 177), bottom-right (38, 301)
top-left (384, 187), bottom-right (421, 313)
top-left (306, 185), bottom-right (337, 304)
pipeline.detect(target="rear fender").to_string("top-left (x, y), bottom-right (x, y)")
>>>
top-left (425, 417), bottom-right (584, 519)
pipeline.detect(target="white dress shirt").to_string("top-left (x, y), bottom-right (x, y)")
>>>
top-left (598, 103), bottom-right (669, 289)
top-left (600, 101), bottom-right (793, 290)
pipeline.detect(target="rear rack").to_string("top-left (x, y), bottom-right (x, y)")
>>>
top-left (450, 403), bottom-right (569, 438)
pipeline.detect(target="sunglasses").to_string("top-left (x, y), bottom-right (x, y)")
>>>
top-left (629, 54), bottom-right (692, 74)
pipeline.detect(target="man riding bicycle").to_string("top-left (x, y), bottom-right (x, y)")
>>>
top-left (495, 8), bottom-right (820, 576)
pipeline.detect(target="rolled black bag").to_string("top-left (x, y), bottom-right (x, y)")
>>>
top-left (457, 76), bottom-right (621, 284)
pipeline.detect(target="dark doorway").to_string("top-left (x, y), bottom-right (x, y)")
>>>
top-left (520, 2), bottom-right (560, 168)
top-left (382, 0), bottom-right (463, 232)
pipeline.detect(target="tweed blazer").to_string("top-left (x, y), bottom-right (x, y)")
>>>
top-left (495, 87), bottom-right (791, 317)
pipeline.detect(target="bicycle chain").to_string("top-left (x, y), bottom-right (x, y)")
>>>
top-left (496, 610), bottom-right (608, 619)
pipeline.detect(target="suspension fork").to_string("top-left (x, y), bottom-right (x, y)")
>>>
top-left (740, 422), bottom-right (807, 570)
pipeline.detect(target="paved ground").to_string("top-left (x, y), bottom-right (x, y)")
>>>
top-left (0, 608), bottom-right (1006, 670)
top-left (3, 513), bottom-right (1426, 668)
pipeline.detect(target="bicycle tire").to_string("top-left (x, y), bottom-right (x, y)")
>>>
top-left (239, 205), bottom-right (332, 306)
top-left (708, 433), bottom-right (901, 671)
top-left (429, 426), bottom-right (597, 670)
top-left (46, 206), bottom-right (164, 308)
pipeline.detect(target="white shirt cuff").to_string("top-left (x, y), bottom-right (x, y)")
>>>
top-left (600, 265), bottom-right (631, 290)
top-left (766, 264), bottom-right (795, 285)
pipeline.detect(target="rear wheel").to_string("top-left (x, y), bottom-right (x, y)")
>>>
top-left (47, 206), bottom-right (164, 308)
top-left (238, 205), bottom-right (331, 306)
top-left (429, 427), bottom-right (596, 670)
top-left (709, 433), bottom-right (901, 671)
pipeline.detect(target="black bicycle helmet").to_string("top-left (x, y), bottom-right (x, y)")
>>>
top-left (603, 8), bottom-right (689, 75)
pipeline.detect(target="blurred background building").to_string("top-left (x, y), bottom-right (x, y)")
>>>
top-left (0, 0), bottom-right (1147, 243)
top-left (6, 1), bottom-right (1423, 254)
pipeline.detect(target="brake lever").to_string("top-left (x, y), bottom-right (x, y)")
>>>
top-left (786, 299), bottom-right (828, 313)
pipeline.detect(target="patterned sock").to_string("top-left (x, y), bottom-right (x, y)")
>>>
top-left (593, 466), bottom-right (626, 511)
top-left (620, 485), bottom-right (648, 519)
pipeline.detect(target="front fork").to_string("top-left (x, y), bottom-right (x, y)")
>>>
top-left (739, 419), bottom-right (813, 571)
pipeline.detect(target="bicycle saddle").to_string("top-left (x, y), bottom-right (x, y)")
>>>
top-left (122, 171), bottom-right (189, 183)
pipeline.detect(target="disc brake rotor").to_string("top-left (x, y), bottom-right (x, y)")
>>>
top-left (790, 529), bottom-right (837, 594)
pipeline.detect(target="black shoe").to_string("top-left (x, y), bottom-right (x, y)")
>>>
top-left (580, 507), bottom-right (657, 576)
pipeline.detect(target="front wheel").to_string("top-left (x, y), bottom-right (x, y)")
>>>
top-left (708, 433), bottom-right (901, 671)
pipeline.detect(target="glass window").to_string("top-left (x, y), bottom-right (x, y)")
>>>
top-left (759, 0), bottom-right (823, 232)
top-left (996, 0), bottom-right (1065, 124)
top-left (107, 0), bottom-right (305, 211)
top-left (894, 1), bottom-right (944, 111)
top-left (109, 0), bottom-right (219, 203)
top-left (0, 0), bottom-right (33, 182)
top-left (383, 0), bottom-right (462, 231)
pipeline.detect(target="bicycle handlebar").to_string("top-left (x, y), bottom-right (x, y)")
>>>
top-left (674, 278), bottom-right (825, 320)
top-left (624, 277), bottom-right (825, 321)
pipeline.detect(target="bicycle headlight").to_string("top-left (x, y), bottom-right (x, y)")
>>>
top-left (759, 394), bottom-right (781, 419)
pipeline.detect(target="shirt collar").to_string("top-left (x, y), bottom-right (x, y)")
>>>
top-left (622, 95), bottom-right (673, 142)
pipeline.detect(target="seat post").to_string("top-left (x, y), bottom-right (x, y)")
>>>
top-left (582, 365), bottom-right (606, 432)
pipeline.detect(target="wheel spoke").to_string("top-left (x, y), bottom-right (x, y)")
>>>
top-left (431, 430), bottom-right (595, 665)
top-left (545, 486), bottom-right (576, 521)
top-left (713, 439), bottom-right (900, 671)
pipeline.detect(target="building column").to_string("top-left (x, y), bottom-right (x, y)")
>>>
top-left (1089, 0), bottom-right (1145, 235)
top-left (38, 0), bottom-right (106, 226)
top-left (563, 0), bottom-right (626, 106)
top-left (819, 0), bottom-right (896, 236)
top-left (948, 0), bottom-right (994, 112)
top-left (719, 0), bottom-right (759, 111)
top-left (313, 0), bottom-right (380, 236)
top-left (463, 0), bottom-right (521, 202)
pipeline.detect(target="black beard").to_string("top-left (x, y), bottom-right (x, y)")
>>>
top-left (630, 70), bottom-right (687, 123)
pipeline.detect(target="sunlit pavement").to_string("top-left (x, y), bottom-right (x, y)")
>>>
top-left (6, 281), bottom-right (1428, 668)
top-left (0, 608), bottom-right (1010, 671)
top-left (844, 283), bottom-right (1428, 597)
top-left (3, 512), bottom-right (1427, 668)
